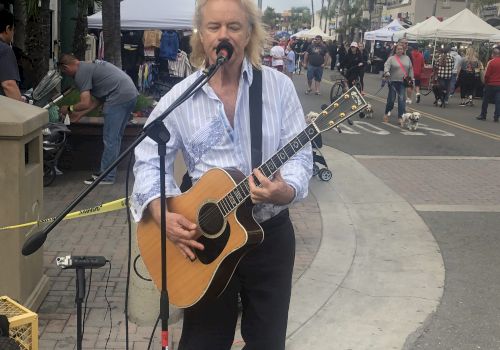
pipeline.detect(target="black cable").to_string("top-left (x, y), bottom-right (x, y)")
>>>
top-left (82, 268), bottom-right (93, 338)
top-left (124, 152), bottom-right (135, 350)
top-left (104, 260), bottom-right (113, 350)
top-left (134, 254), bottom-right (152, 281)
top-left (147, 314), bottom-right (161, 350)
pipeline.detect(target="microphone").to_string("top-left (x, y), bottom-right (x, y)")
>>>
top-left (22, 230), bottom-right (48, 256)
top-left (56, 255), bottom-right (107, 269)
top-left (216, 40), bottom-right (234, 64)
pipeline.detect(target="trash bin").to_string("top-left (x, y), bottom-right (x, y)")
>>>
top-left (0, 96), bottom-right (49, 310)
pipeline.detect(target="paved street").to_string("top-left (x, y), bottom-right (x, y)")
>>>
top-left (296, 69), bottom-right (500, 349)
top-left (32, 69), bottom-right (500, 349)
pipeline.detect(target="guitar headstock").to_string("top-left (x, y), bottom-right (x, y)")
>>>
top-left (311, 86), bottom-right (368, 133)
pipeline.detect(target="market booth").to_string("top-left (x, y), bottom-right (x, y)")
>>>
top-left (405, 9), bottom-right (500, 91)
top-left (364, 20), bottom-right (405, 73)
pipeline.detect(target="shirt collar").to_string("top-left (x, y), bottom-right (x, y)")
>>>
top-left (242, 56), bottom-right (253, 86)
top-left (200, 56), bottom-right (254, 96)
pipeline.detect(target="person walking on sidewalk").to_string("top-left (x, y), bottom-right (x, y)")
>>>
top-left (303, 35), bottom-right (328, 95)
top-left (449, 46), bottom-right (463, 97)
top-left (284, 41), bottom-right (296, 79)
top-left (358, 42), bottom-right (368, 94)
top-left (411, 45), bottom-right (425, 103)
top-left (477, 47), bottom-right (500, 122)
top-left (58, 54), bottom-right (138, 185)
top-left (0, 9), bottom-right (22, 101)
top-left (329, 40), bottom-right (338, 70)
top-left (433, 46), bottom-right (454, 107)
top-left (397, 38), bottom-right (414, 104)
top-left (383, 43), bottom-right (414, 126)
top-left (131, 0), bottom-right (313, 348)
top-left (270, 38), bottom-right (285, 72)
top-left (459, 47), bottom-right (481, 107)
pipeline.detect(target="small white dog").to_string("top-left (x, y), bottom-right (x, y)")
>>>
top-left (401, 112), bottom-right (420, 131)
top-left (359, 104), bottom-right (373, 119)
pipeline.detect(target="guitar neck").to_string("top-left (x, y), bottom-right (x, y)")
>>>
top-left (217, 124), bottom-right (319, 217)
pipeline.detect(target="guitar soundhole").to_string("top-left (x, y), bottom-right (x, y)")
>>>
top-left (198, 202), bottom-right (224, 236)
top-left (196, 202), bottom-right (229, 265)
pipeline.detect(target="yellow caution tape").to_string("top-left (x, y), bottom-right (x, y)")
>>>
top-left (0, 198), bottom-right (128, 232)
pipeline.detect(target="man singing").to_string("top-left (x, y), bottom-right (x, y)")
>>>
top-left (131, 0), bottom-right (312, 348)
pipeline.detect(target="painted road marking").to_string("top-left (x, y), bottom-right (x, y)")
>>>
top-left (322, 78), bottom-right (500, 141)
top-left (365, 92), bottom-right (500, 141)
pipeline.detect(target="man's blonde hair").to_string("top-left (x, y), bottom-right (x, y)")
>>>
top-left (189, 0), bottom-right (267, 68)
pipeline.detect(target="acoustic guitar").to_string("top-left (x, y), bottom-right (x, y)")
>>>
top-left (137, 87), bottom-right (367, 308)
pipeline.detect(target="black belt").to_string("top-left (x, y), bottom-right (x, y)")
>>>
top-left (260, 209), bottom-right (290, 230)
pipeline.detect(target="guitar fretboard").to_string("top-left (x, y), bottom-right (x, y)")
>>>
top-left (217, 124), bottom-right (319, 216)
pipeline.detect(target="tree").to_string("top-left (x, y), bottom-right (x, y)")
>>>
top-left (102, 0), bottom-right (122, 68)
top-left (320, 0), bottom-right (325, 29)
top-left (22, 0), bottom-right (51, 85)
top-left (311, 0), bottom-right (315, 26)
top-left (325, 0), bottom-right (333, 33)
top-left (262, 7), bottom-right (277, 29)
top-left (290, 7), bottom-right (311, 31)
top-left (72, 0), bottom-right (92, 60)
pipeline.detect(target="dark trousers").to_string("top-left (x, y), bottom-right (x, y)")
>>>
top-left (178, 210), bottom-right (296, 350)
top-left (480, 85), bottom-right (500, 119)
top-left (437, 78), bottom-right (450, 102)
top-left (358, 70), bottom-right (365, 91)
top-left (460, 71), bottom-right (476, 98)
top-left (330, 56), bottom-right (337, 70)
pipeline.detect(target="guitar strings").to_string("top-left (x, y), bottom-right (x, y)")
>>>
top-left (195, 96), bottom-right (365, 227)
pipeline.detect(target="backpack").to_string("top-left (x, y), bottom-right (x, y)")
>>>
top-left (159, 31), bottom-right (179, 60)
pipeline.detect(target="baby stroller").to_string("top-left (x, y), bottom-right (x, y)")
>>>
top-left (24, 70), bottom-right (72, 186)
top-left (42, 123), bottom-right (71, 186)
top-left (311, 134), bottom-right (332, 182)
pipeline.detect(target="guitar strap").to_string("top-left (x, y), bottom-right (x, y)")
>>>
top-left (249, 67), bottom-right (263, 169)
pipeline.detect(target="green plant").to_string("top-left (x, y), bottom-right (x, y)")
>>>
top-left (57, 90), bottom-right (154, 117)
top-left (134, 94), bottom-right (155, 112)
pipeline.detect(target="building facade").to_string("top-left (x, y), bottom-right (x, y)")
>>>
top-left (371, 0), bottom-right (467, 30)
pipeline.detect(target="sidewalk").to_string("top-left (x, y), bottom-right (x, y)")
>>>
top-left (36, 146), bottom-right (444, 349)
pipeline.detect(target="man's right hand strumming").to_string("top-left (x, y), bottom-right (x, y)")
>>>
top-left (148, 198), bottom-right (204, 261)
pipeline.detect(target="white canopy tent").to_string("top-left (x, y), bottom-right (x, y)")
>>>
top-left (364, 19), bottom-right (404, 41)
top-left (415, 9), bottom-right (500, 41)
top-left (293, 27), bottom-right (334, 40)
top-left (393, 16), bottom-right (442, 41)
top-left (87, 0), bottom-right (195, 30)
top-left (490, 33), bottom-right (500, 42)
top-left (291, 29), bottom-right (310, 38)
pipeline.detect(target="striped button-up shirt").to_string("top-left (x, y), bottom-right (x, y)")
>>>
top-left (131, 57), bottom-right (312, 223)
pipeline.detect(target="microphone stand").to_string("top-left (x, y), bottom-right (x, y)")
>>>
top-left (22, 57), bottom-right (228, 350)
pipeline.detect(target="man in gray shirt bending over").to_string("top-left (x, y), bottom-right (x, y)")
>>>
top-left (59, 54), bottom-right (138, 185)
